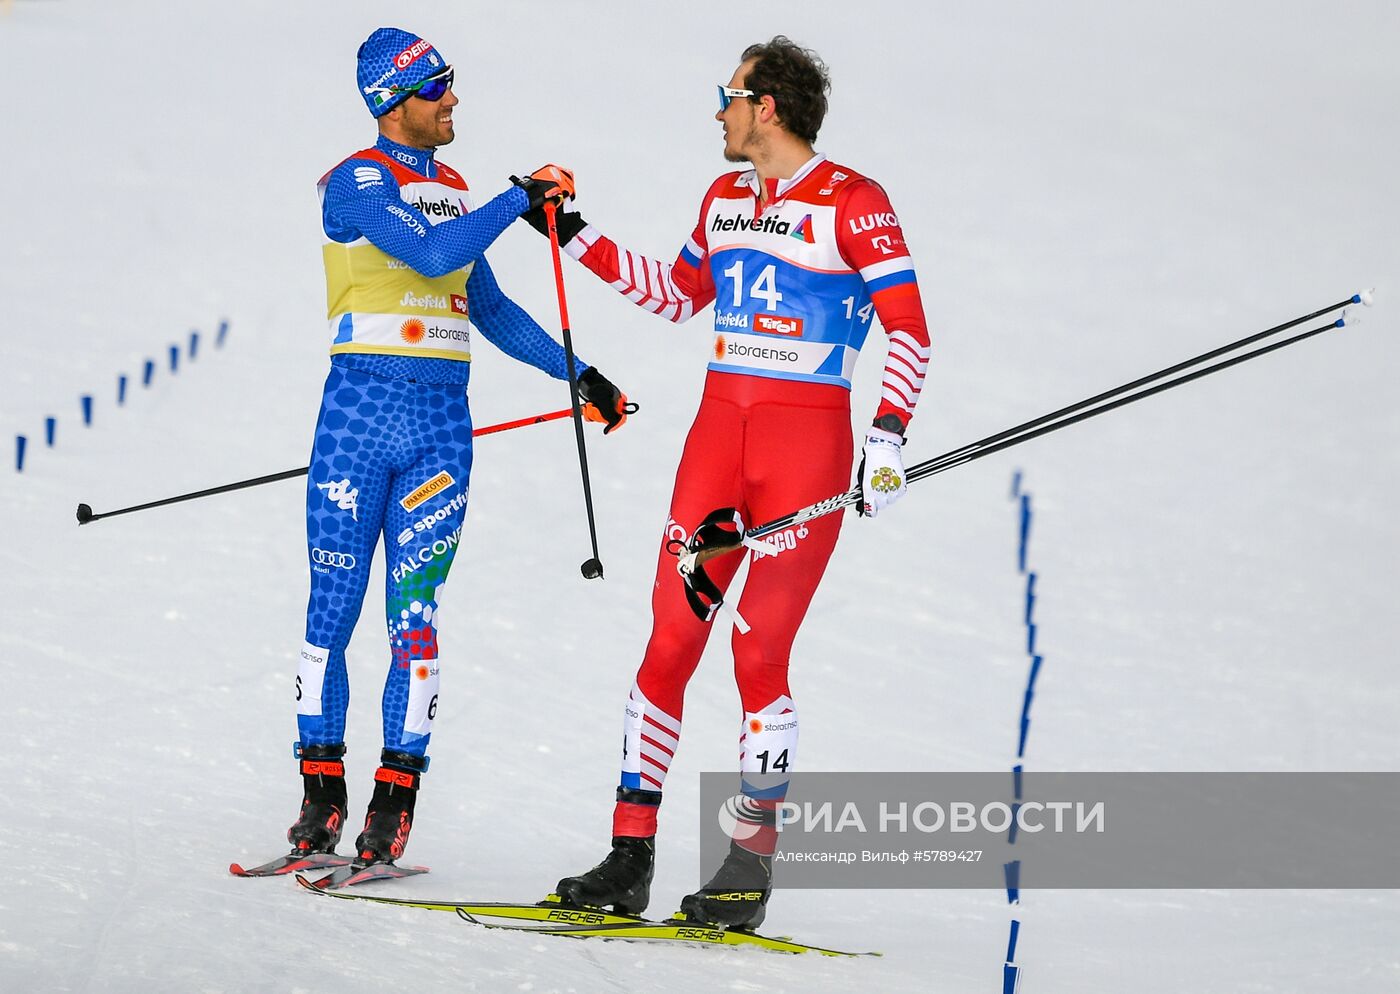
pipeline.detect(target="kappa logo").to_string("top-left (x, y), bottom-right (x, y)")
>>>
top-left (316, 478), bottom-right (360, 520)
top-left (754, 313), bottom-right (804, 337)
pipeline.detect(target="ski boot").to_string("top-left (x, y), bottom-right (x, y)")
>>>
top-left (287, 743), bottom-right (347, 854)
top-left (353, 750), bottom-right (425, 864)
top-left (679, 841), bottom-right (772, 930)
top-left (555, 836), bottom-right (655, 916)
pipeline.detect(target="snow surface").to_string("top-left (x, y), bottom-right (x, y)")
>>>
top-left (2, 1), bottom-right (1398, 991)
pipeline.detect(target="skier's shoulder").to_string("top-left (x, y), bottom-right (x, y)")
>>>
top-left (319, 147), bottom-right (403, 199)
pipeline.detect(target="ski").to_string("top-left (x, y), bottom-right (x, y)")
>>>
top-left (301, 860), bottom-right (430, 890)
top-left (293, 877), bottom-right (644, 925)
top-left (229, 850), bottom-right (353, 878)
top-left (454, 907), bottom-right (880, 957)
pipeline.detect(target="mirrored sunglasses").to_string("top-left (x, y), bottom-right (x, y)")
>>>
top-left (393, 66), bottom-right (455, 102)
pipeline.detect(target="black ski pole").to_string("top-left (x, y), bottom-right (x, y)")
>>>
top-left (673, 292), bottom-right (1367, 619)
top-left (543, 199), bottom-right (606, 580)
top-left (75, 406), bottom-right (579, 526)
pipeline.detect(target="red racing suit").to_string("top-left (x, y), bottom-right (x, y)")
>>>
top-left (564, 154), bottom-right (931, 842)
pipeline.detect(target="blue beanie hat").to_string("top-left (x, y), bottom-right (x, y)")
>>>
top-left (357, 27), bottom-right (448, 118)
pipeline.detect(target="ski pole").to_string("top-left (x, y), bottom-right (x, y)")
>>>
top-left (543, 198), bottom-right (606, 581)
top-left (674, 292), bottom-right (1369, 619)
top-left (75, 406), bottom-right (576, 526)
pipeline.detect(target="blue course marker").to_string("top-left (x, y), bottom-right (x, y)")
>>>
top-left (15, 435), bottom-right (27, 472)
top-left (81, 395), bottom-right (93, 426)
top-left (143, 359), bottom-right (155, 387)
top-left (45, 417), bottom-right (56, 447)
top-left (189, 331), bottom-right (200, 359)
top-left (216, 319), bottom-right (229, 347)
top-left (118, 374), bottom-right (128, 405)
top-left (169, 344), bottom-right (180, 373)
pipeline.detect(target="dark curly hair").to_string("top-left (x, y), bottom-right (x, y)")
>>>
top-left (739, 36), bottom-right (831, 144)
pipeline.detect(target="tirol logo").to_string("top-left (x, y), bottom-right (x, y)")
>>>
top-left (789, 214), bottom-right (816, 244)
top-left (395, 39), bottom-right (434, 70)
top-left (755, 313), bottom-right (804, 337)
top-left (400, 318), bottom-right (426, 344)
top-left (400, 470), bottom-right (455, 511)
top-left (450, 294), bottom-right (469, 316)
top-left (711, 213), bottom-right (791, 235)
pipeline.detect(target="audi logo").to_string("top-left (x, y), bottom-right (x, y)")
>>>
top-left (312, 548), bottom-right (357, 569)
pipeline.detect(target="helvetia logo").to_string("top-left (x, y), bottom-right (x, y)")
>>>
top-left (711, 213), bottom-right (791, 235)
top-left (400, 319), bottom-right (426, 344)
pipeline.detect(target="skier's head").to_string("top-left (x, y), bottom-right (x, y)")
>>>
top-left (356, 27), bottom-right (451, 119)
top-left (717, 36), bottom-right (830, 162)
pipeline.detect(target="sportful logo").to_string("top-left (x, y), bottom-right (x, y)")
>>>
top-left (396, 489), bottom-right (470, 545)
top-left (317, 479), bottom-right (360, 520)
top-left (790, 214), bottom-right (816, 244)
top-left (353, 166), bottom-right (383, 190)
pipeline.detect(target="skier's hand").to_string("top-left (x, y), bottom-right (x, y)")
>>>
top-left (578, 366), bottom-right (632, 434)
top-left (521, 200), bottom-right (587, 246)
top-left (857, 420), bottom-right (908, 518)
top-left (511, 164), bottom-right (576, 212)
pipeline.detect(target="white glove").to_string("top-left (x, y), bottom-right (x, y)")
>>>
top-left (859, 426), bottom-right (908, 518)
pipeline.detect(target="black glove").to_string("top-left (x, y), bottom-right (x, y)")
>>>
top-left (577, 366), bottom-right (630, 434)
top-left (510, 164), bottom-right (576, 212)
top-left (522, 201), bottom-right (588, 246)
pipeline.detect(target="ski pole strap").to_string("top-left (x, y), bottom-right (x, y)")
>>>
top-left (670, 507), bottom-right (783, 631)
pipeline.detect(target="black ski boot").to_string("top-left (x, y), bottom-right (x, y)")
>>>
top-left (353, 750), bottom-right (425, 864)
top-left (287, 743), bottom-right (347, 854)
top-left (555, 836), bottom-right (655, 916)
top-left (679, 841), bottom-right (772, 930)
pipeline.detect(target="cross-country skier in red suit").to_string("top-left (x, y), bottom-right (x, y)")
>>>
top-left (524, 37), bottom-right (932, 928)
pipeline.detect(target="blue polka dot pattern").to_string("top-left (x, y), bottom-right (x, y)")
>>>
top-left (298, 363), bottom-right (473, 759)
top-left (356, 28), bottom-right (448, 118)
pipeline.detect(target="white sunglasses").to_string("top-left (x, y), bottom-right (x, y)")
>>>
top-left (717, 85), bottom-right (756, 111)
